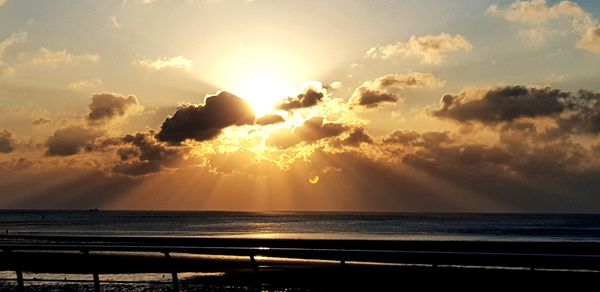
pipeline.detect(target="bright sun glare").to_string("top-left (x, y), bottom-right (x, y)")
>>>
top-left (234, 73), bottom-right (296, 117)
top-left (208, 45), bottom-right (310, 117)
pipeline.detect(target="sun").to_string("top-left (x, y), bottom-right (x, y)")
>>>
top-left (205, 45), bottom-right (311, 117)
top-left (234, 73), bottom-right (296, 117)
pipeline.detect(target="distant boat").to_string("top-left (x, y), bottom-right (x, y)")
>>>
top-left (88, 208), bottom-right (99, 212)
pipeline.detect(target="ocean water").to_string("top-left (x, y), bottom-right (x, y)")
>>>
top-left (1, 210), bottom-right (600, 242)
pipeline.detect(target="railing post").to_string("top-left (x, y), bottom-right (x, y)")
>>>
top-left (81, 250), bottom-right (100, 292)
top-left (164, 252), bottom-right (179, 292)
top-left (250, 255), bottom-right (258, 272)
top-left (93, 273), bottom-right (100, 292)
top-left (15, 270), bottom-right (24, 292)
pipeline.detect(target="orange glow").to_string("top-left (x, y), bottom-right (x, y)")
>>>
top-left (233, 73), bottom-right (296, 117)
top-left (207, 45), bottom-right (314, 117)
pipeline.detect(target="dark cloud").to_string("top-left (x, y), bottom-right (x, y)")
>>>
top-left (556, 90), bottom-right (600, 134)
top-left (0, 129), bottom-right (15, 153)
top-left (277, 88), bottom-right (324, 111)
top-left (46, 127), bottom-right (101, 156)
top-left (351, 73), bottom-right (444, 107)
top-left (497, 122), bottom-right (563, 147)
top-left (332, 127), bottom-right (373, 147)
top-left (352, 89), bottom-right (398, 107)
top-left (256, 114), bottom-right (285, 125)
top-left (32, 118), bottom-right (52, 126)
top-left (342, 127), bottom-right (373, 146)
top-left (122, 132), bottom-right (179, 163)
top-left (383, 130), bottom-right (422, 145)
top-left (296, 117), bottom-right (348, 141)
top-left (88, 93), bottom-right (140, 122)
top-left (157, 91), bottom-right (255, 144)
top-left (267, 117), bottom-right (349, 148)
top-left (433, 86), bottom-right (600, 136)
top-left (433, 86), bottom-right (568, 123)
top-left (114, 131), bottom-right (183, 176)
top-left (117, 147), bottom-right (139, 161)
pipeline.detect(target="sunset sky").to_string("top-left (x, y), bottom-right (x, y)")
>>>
top-left (1, 0), bottom-right (600, 212)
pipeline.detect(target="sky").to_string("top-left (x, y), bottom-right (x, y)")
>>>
top-left (0, 0), bottom-right (599, 212)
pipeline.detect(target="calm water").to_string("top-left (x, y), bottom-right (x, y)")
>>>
top-left (1, 210), bottom-right (600, 242)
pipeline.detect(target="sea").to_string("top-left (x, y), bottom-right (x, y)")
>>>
top-left (1, 210), bottom-right (600, 242)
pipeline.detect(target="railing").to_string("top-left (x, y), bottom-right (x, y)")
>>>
top-left (1, 235), bottom-right (600, 291)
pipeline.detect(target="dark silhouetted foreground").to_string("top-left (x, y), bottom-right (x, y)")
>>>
top-left (1, 235), bottom-right (599, 291)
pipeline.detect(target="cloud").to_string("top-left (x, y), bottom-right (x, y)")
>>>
top-left (433, 85), bottom-right (568, 123)
top-left (295, 117), bottom-right (349, 142)
top-left (109, 16), bottom-right (122, 29)
top-left (556, 90), bottom-right (600, 134)
top-left (488, 0), bottom-right (600, 53)
top-left (377, 126), bottom-right (598, 193)
top-left (32, 118), bottom-right (52, 126)
top-left (46, 127), bottom-right (101, 156)
top-left (0, 31), bottom-right (27, 59)
top-left (267, 117), bottom-right (349, 148)
top-left (332, 127), bottom-right (373, 147)
top-left (352, 90), bottom-right (398, 107)
top-left (329, 81), bottom-right (343, 90)
top-left (276, 86), bottom-right (325, 111)
top-left (255, 114), bottom-right (285, 125)
top-left (0, 130), bottom-right (15, 153)
top-left (4, 106), bottom-right (600, 211)
top-left (133, 56), bottom-right (193, 71)
top-left (113, 131), bottom-right (183, 176)
top-left (68, 78), bottom-right (103, 90)
top-left (31, 47), bottom-right (100, 66)
top-left (87, 93), bottom-right (140, 122)
top-left (432, 85), bottom-right (600, 136)
top-left (362, 72), bottom-right (446, 90)
top-left (157, 91), bottom-right (255, 144)
top-left (389, 127), bottom-right (600, 211)
top-left (0, 31), bottom-right (27, 76)
top-left (351, 72), bottom-right (445, 107)
top-left (578, 26), bottom-right (600, 53)
top-left (383, 130), bottom-right (423, 145)
top-left (487, 0), bottom-right (587, 23)
top-left (366, 33), bottom-right (472, 64)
